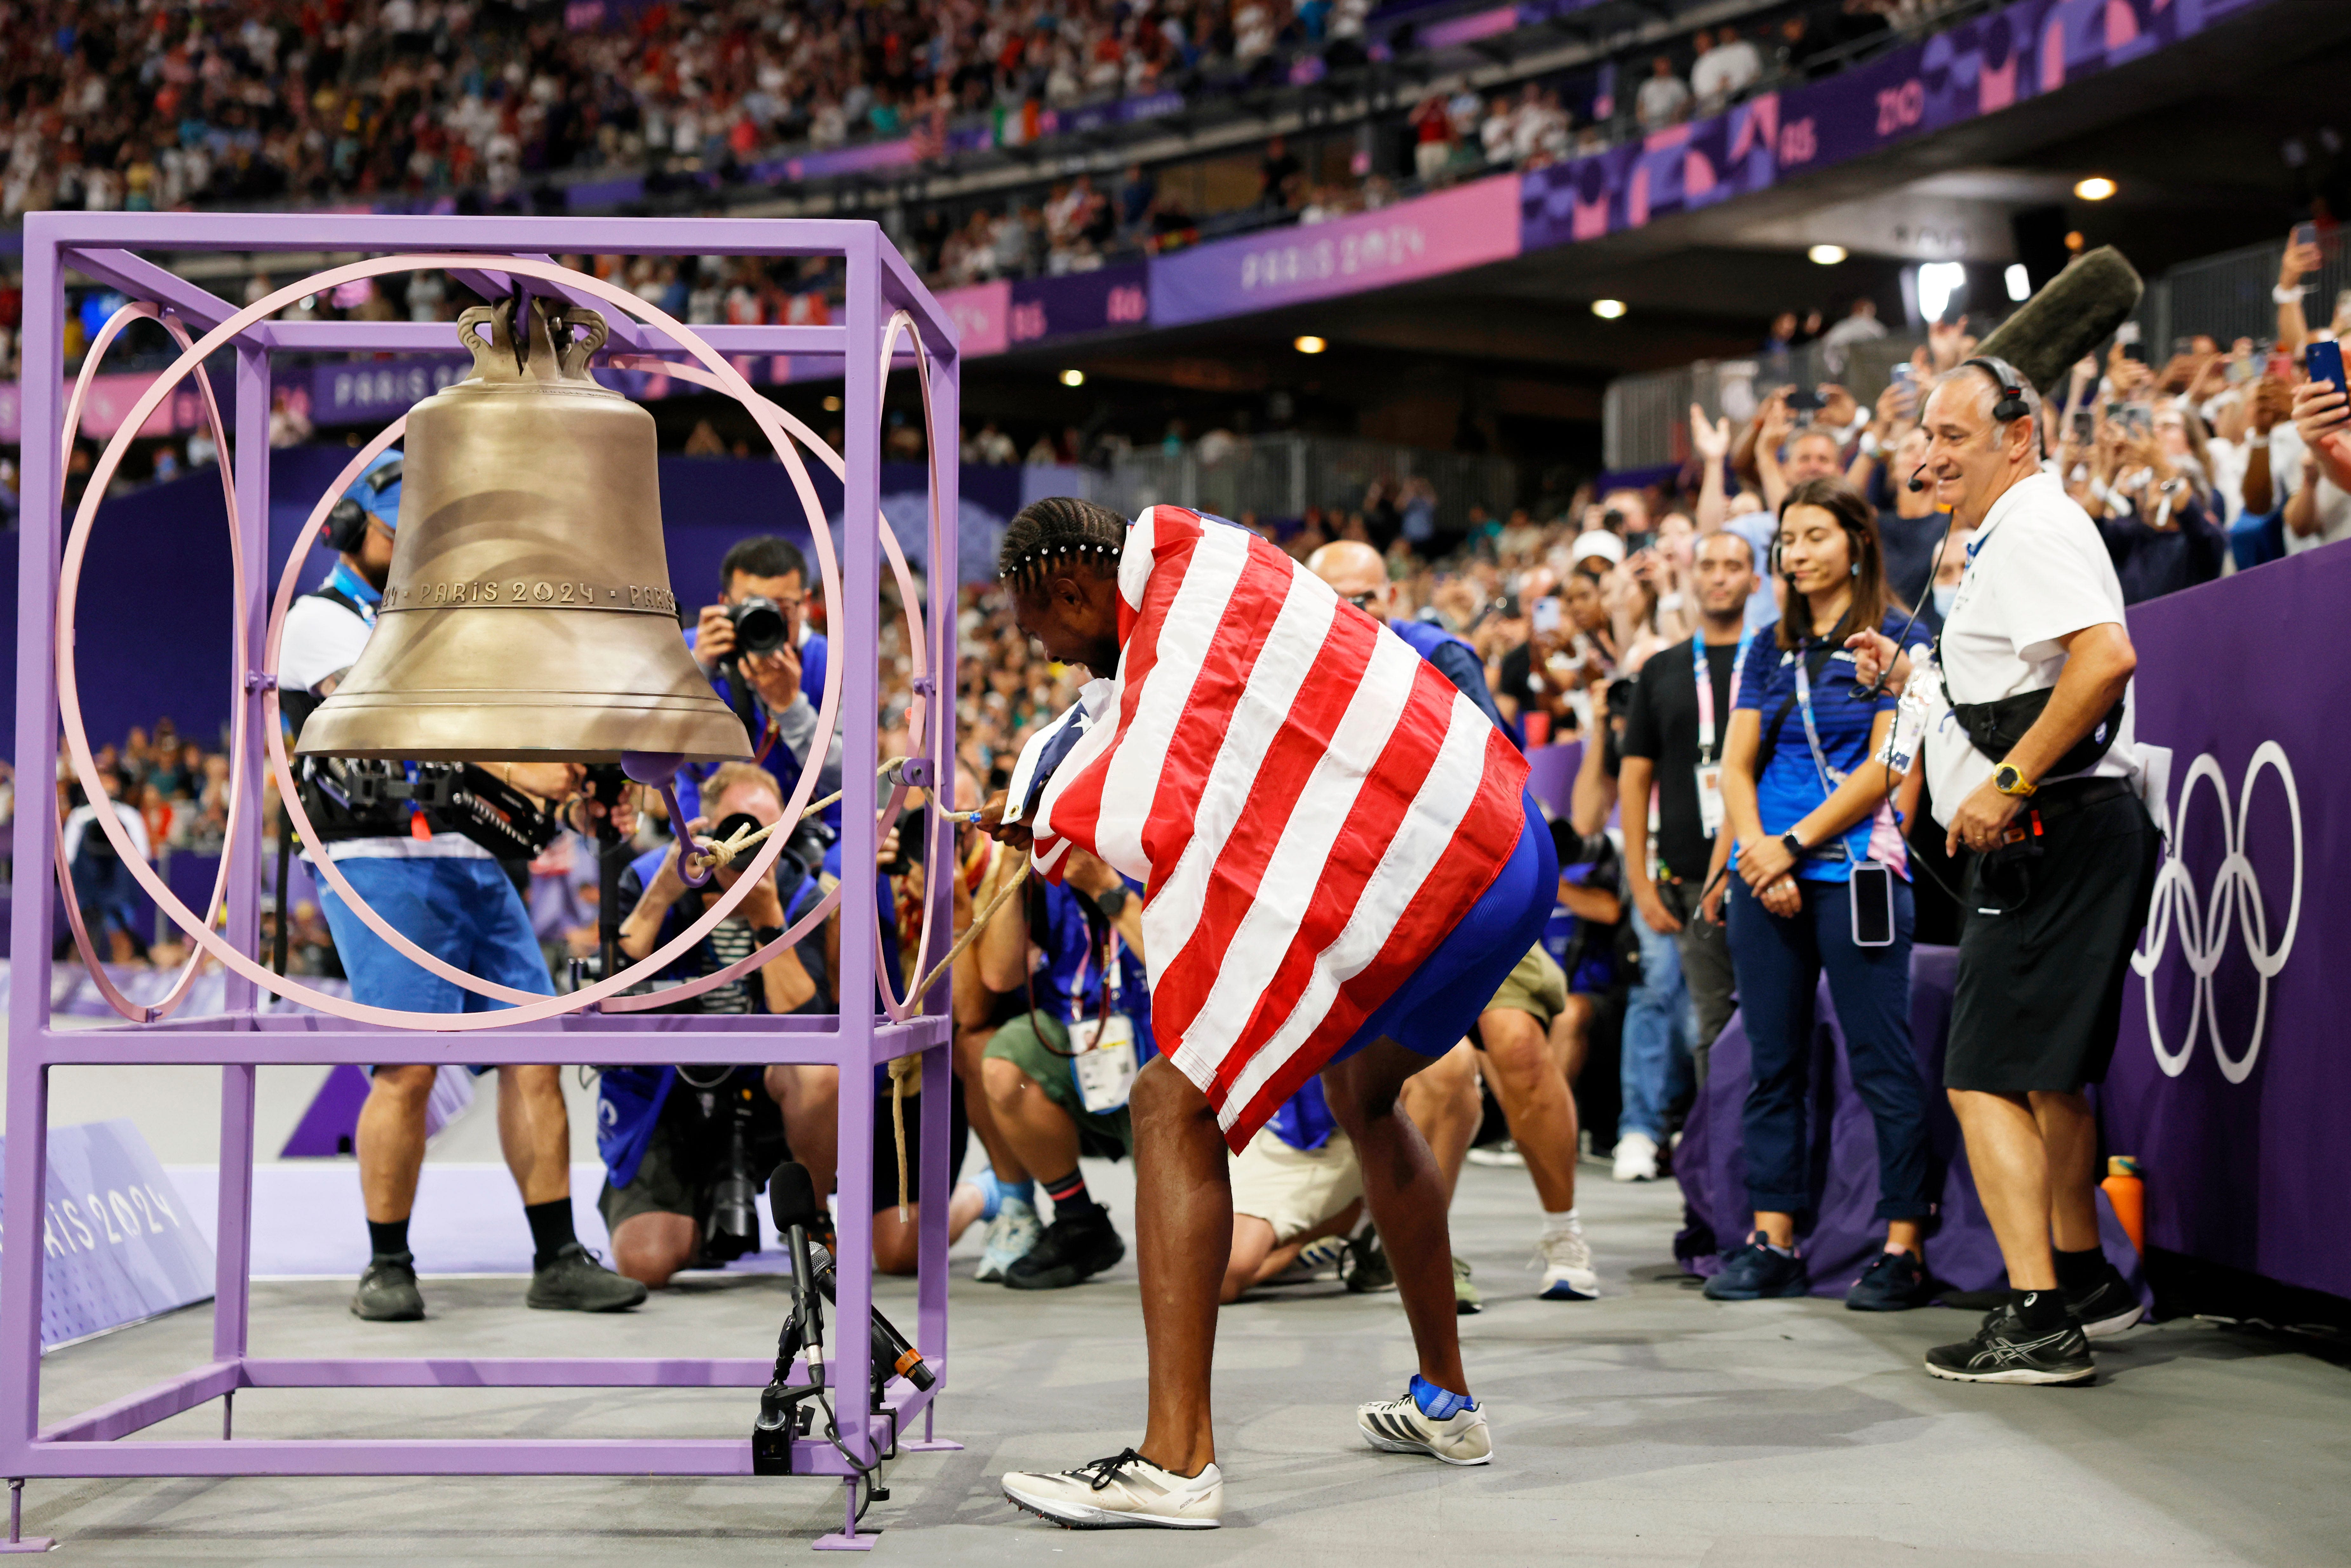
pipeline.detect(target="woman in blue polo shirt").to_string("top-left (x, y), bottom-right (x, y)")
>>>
top-left (1711, 476), bottom-right (1935, 1311)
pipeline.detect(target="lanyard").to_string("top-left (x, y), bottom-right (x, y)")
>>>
top-left (1790, 648), bottom-right (1872, 862)
top-left (1691, 631), bottom-right (1752, 763)
top-left (326, 561), bottom-right (381, 627)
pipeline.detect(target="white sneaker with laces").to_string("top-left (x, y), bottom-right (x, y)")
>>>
top-left (1534, 1227), bottom-right (1599, 1300)
top-left (1356, 1390), bottom-right (1493, 1466)
top-left (975, 1196), bottom-right (1041, 1283)
top-left (1001, 1449), bottom-right (1222, 1529)
top-left (1266, 1233), bottom-right (1349, 1285)
top-left (1612, 1130), bottom-right (1659, 1182)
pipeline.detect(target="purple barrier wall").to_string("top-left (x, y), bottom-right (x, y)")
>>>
top-left (2103, 542), bottom-right (2347, 1301)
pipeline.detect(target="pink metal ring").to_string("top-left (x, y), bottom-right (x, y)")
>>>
top-left (55, 254), bottom-right (849, 1030)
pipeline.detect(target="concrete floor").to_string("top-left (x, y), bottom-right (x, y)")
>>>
top-left (19, 1156), bottom-right (2351, 1565)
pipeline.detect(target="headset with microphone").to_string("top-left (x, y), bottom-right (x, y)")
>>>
top-left (322, 456), bottom-right (404, 554)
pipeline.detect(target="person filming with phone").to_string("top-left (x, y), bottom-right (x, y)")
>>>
top-left (1847, 357), bottom-right (2160, 1386)
top-left (1706, 475), bottom-right (1936, 1311)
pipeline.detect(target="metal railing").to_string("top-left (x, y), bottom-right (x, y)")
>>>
top-left (1093, 434), bottom-right (1521, 534)
top-left (1603, 333), bottom-right (1924, 473)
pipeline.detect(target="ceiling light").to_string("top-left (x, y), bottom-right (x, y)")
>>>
top-left (1293, 334), bottom-right (1327, 354)
top-left (2074, 176), bottom-right (2116, 202)
top-left (1059, 369), bottom-right (1085, 387)
top-left (1916, 261), bottom-right (1967, 322)
top-left (1590, 298), bottom-right (1627, 319)
top-left (2065, 230), bottom-right (2086, 251)
top-left (2005, 263), bottom-right (2032, 303)
top-left (822, 394), bottom-right (842, 412)
top-left (1808, 244), bottom-right (1848, 266)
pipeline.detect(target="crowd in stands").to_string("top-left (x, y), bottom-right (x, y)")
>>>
top-left (0, 0), bottom-right (1952, 321)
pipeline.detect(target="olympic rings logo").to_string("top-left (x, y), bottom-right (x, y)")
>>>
top-left (2131, 742), bottom-right (2302, 1083)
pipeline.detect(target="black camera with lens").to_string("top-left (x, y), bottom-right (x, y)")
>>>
top-left (675, 1067), bottom-right (787, 1265)
top-left (726, 595), bottom-right (791, 659)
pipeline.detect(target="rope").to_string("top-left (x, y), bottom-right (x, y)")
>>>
top-left (880, 862), bottom-right (1034, 1219)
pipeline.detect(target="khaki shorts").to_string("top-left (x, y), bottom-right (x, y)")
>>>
top-left (1484, 942), bottom-right (1568, 1030)
top-left (1230, 1126), bottom-right (1364, 1245)
top-left (981, 1008), bottom-right (1136, 1159)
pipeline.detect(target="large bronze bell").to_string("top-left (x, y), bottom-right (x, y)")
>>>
top-left (296, 295), bottom-right (750, 765)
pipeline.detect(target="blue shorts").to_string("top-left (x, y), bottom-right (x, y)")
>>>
top-left (314, 855), bottom-right (553, 1045)
top-left (1333, 791), bottom-right (1558, 1064)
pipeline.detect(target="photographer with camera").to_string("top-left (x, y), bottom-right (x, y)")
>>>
top-left (597, 762), bottom-right (843, 1288)
top-left (277, 451), bottom-right (646, 1323)
top-left (685, 537), bottom-right (844, 867)
top-left (972, 837), bottom-right (1153, 1291)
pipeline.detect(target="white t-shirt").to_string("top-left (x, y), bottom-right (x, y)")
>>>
top-left (1922, 471), bottom-right (2140, 827)
top-left (2284, 465), bottom-right (2351, 553)
top-left (277, 582), bottom-right (489, 863)
top-left (63, 800), bottom-right (148, 865)
top-left (1690, 39), bottom-right (1762, 104)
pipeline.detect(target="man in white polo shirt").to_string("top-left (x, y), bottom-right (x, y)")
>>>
top-left (1850, 356), bottom-right (2161, 1387)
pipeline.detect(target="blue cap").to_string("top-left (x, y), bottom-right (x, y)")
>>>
top-left (346, 450), bottom-right (405, 528)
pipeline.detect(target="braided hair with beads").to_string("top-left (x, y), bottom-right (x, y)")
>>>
top-left (997, 496), bottom-right (1129, 596)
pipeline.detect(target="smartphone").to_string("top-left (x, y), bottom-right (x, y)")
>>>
top-left (2294, 220), bottom-right (2320, 250)
top-left (1531, 597), bottom-right (1562, 636)
top-left (1850, 861), bottom-right (1895, 948)
top-left (2121, 402), bottom-right (2154, 438)
top-left (2114, 321), bottom-right (2146, 361)
top-left (1785, 388), bottom-right (1826, 412)
top-left (2071, 406), bottom-right (2095, 440)
top-left (2309, 339), bottom-right (2349, 402)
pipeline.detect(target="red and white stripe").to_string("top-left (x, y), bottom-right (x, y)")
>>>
top-left (1031, 505), bottom-right (1530, 1148)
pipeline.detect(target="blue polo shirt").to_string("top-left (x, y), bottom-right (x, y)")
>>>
top-left (676, 627), bottom-right (834, 855)
top-left (1734, 610), bottom-right (1928, 883)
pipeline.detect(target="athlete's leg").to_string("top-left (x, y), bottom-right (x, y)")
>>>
top-left (1129, 1055), bottom-right (1230, 1477)
top-left (1322, 1038), bottom-right (1468, 1397)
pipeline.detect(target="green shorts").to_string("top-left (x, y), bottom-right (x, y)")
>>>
top-left (599, 1104), bottom-right (701, 1236)
top-left (982, 1008), bottom-right (1136, 1160)
top-left (1484, 943), bottom-right (1568, 1031)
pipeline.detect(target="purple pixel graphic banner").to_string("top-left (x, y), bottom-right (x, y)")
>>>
top-left (1520, 0), bottom-right (2274, 250)
top-left (2101, 543), bottom-right (2351, 1302)
top-left (0, 1120), bottom-right (213, 1349)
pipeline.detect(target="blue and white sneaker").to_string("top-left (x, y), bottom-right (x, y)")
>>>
top-left (976, 1195), bottom-right (1042, 1283)
top-left (1266, 1233), bottom-right (1350, 1285)
top-left (1533, 1228), bottom-right (1599, 1300)
top-left (1357, 1376), bottom-right (1493, 1466)
top-left (1703, 1231), bottom-right (1812, 1300)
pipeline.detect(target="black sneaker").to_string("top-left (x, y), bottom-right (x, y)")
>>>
top-left (1924, 1295), bottom-right (2095, 1385)
top-left (1005, 1207), bottom-right (1125, 1291)
top-left (1343, 1230), bottom-right (1396, 1294)
top-left (2065, 1262), bottom-right (2145, 1339)
top-left (1703, 1232), bottom-right (1810, 1300)
top-left (527, 1242), bottom-right (649, 1312)
top-left (352, 1250), bottom-right (425, 1322)
top-left (1844, 1248), bottom-right (1931, 1312)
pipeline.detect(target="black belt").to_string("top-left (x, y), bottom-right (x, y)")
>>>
top-left (2020, 775), bottom-right (2133, 826)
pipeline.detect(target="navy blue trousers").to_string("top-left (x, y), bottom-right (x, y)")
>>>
top-left (1726, 874), bottom-right (1931, 1223)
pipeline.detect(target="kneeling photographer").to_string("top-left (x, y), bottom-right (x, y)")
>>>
top-left (597, 762), bottom-right (842, 1288)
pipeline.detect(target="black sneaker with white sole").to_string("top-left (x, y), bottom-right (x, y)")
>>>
top-left (1005, 1206), bottom-right (1125, 1291)
top-left (2064, 1262), bottom-right (2146, 1339)
top-left (352, 1250), bottom-right (425, 1322)
top-left (1924, 1293), bottom-right (2095, 1385)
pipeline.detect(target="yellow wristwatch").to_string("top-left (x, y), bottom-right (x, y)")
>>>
top-left (1993, 764), bottom-right (2037, 797)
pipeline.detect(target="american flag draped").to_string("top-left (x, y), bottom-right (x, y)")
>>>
top-left (1022, 505), bottom-right (1531, 1149)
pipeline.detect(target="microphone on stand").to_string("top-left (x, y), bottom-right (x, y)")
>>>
top-left (766, 1161), bottom-right (938, 1395)
top-left (751, 1161), bottom-right (828, 1475)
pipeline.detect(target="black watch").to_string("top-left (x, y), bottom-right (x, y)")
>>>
top-left (1094, 885), bottom-right (1130, 920)
top-left (753, 925), bottom-right (786, 948)
top-left (1781, 831), bottom-right (1807, 860)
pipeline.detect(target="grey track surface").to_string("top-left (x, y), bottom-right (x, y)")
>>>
top-left (20, 1158), bottom-right (2350, 1565)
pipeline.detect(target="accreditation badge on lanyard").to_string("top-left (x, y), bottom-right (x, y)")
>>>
top-left (1691, 632), bottom-right (1751, 841)
top-left (1068, 932), bottom-right (1139, 1114)
top-left (1790, 648), bottom-right (1859, 866)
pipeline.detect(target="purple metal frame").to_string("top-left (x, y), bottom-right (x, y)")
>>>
top-left (5, 213), bottom-right (963, 1552)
